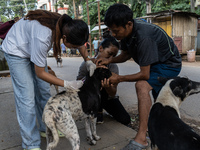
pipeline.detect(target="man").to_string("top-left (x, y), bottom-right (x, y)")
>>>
top-left (96, 3), bottom-right (182, 150)
top-left (92, 36), bottom-right (99, 56)
top-left (61, 42), bottom-right (66, 57)
top-left (98, 36), bottom-right (103, 47)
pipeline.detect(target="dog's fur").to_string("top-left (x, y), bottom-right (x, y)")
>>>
top-left (42, 68), bottom-right (112, 150)
top-left (47, 66), bottom-right (59, 94)
top-left (148, 77), bottom-right (200, 150)
top-left (56, 55), bottom-right (62, 67)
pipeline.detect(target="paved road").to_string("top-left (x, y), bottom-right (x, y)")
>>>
top-left (47, 57), bottom-right (200, 122)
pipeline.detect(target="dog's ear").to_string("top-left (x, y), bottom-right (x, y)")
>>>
top-left (172, 86), bottom-right (185, 100)
top-left (172, 86), bottom-right (183, 96)
top-left (158, 77), bottom-right (170, 85)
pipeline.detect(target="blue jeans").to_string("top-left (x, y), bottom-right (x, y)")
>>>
top-left (4, 53), bottom-right (51, 149)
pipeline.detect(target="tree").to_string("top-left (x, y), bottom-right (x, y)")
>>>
top-left (0, 15), bottom-right (10, 22)
top-left (0, 0), bottom-right (37, 21)
top-left (0, 0), bottom-right (12, 20)
top-left (60, 0), bottom-right (83, 19)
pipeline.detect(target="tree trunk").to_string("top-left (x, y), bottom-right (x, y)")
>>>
top-left (191, 0), bottom-right (195, 12)
top-left (73, 0), bottom-right (77, 19)
top-left (146, 0), bottom-right (151, 14)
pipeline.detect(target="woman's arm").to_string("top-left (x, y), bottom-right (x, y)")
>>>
top-left (34, 65), bottom-right (64, 86)
top-left (78, 45), bottom-right (96, 76)
top-left (78, 45), bottom-right (90, 61)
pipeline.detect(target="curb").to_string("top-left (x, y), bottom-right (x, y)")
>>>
top-left (0, 70), bottom-right (10, 77)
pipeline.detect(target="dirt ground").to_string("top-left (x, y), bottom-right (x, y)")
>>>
top-left (127, 108), bottom-right (200, 136)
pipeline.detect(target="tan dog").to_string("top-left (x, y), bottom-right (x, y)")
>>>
top-left (47, 66), bottom-right (59, 94)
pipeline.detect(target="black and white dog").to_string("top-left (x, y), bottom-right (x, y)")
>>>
top-left (56, 55), bottom-right (62, 67)
top-left (148, 77), bottom-right (200, 150)
top-left (42, 68), bottom-right (112, 150)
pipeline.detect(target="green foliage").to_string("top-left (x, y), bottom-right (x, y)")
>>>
top-left (130, 0), bottom-right (146, 17)
top-left (152, 0), bottom-right (170, 12)
top-left (0, 15), bottom-right (9, 23)
top-left (0, 0), bottom-right (37, 18)
top-left (151, 0), bottom-right (191, 13)
top-left (80, 0), bottom-right (117, 38)
top-left (195, 7), bottom-right (200, 15)
top-left (81, 0), bottom-right (116, 26)
top-left (61, 0), bottom-right (83, 18)
top-left (170, 0), bottom-right (190, 11)
top-left (0, 0), bottom-right (12, 18)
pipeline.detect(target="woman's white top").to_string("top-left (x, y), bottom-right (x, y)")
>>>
top-left (2, 18), bottom-right (52, 67)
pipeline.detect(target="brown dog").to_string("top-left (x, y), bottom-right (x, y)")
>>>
top-left (47, 66), bottom-right (59, 94)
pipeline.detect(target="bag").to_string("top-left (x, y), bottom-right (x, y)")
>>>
top-left (0, 20), bottom-right (15, 40)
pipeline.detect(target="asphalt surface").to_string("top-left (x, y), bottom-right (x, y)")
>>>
top-left (0, 57), bottom-right (200, 150)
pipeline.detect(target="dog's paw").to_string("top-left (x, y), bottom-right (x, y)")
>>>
top-left (93, 135), bottom-right (101, 141)
top-left (86, 137), bottom-right (97, 145)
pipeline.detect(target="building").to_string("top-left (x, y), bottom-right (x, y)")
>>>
top-left (143, 10), bottom-right (200, 54)
top-left (37, 0), bottom-right (68, 15)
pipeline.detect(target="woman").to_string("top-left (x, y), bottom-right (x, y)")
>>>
top-left (2, 10), bottom-right (95, 150)
top-left (77, 35), bottom-right (131, 126)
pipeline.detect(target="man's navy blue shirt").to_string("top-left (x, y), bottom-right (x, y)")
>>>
top-left (120, 19), bottom-right (181, 68)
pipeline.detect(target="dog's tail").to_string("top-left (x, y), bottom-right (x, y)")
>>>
top-left (43, 111), bottom-right (60, 150)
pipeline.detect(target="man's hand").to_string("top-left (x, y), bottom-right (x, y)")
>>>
top-left (95, 56), bottom-right (113, 66)
top-left (108, 72), bottom-right (120, 85)
top-left (86, 60), bottom-right (96, 76)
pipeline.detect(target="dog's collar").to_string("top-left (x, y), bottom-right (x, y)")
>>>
top-left (81, 76), bottom-right (86, 83)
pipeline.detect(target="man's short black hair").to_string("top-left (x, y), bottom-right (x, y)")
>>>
top-left (104, 3), bottom-right (133, 28)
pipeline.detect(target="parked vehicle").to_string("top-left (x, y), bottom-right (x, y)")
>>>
top-left (48, 48), bottom-right (54, 57)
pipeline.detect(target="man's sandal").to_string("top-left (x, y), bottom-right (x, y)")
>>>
top-left (23, 148), bottom-right (41, 150)
top-left (121, 140), bottom-right (149, 150)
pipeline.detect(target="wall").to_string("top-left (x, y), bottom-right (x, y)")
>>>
top-left (152, 16), bottom-right (172, 37)
top-left (197, 19), bottom-right (200, 54)
top-left (173, 14), bottom-right (197, 54)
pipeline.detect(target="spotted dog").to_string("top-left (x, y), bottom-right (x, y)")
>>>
top-left (148, 77), bottom-right (200, 150)
top-left (43, 68), bottom-right (112, 150)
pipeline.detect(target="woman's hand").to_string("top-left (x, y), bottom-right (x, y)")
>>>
top-left (101, 78), bottom-right (112, 88)
top-left (64, 80), bottom-right (83, 91)
top-left (101, 75), bottom-right (117, 97)
top-left (86, 60), bottom-right (96, 77)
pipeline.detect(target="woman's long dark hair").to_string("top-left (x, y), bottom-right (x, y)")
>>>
top-left (25, 10), bottom-right (89, 58)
